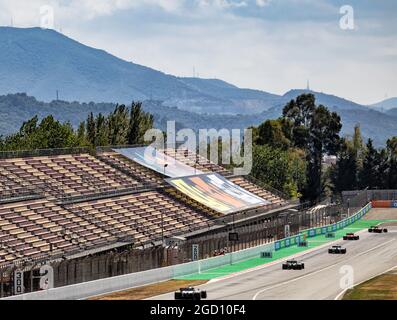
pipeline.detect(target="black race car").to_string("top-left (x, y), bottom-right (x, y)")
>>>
top-left (282, 259), bottom-right (305, 270)
top-left (328, 245), bottom-right (347, 254)
top-left (343, 233), bottom-right (359, 240)
top-left (368, 226), bottom-right (388, 233)
top-left (174, 287), bottom-right (207, 300)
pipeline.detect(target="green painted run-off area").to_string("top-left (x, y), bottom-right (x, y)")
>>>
top-left (176, 219), bottom-right (397, 281)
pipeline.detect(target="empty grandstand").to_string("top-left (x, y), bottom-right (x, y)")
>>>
top-left (0, 146), bottom-right (299, 297)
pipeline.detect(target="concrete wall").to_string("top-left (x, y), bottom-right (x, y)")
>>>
top-left (3, 241), bottom-right (275, 300)
top-left (3, 204), bottom-right (370, 301)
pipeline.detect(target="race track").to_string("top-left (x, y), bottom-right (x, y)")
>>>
top-left (149, 223), bottom-right (397, 300)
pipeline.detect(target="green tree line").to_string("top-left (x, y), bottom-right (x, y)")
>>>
top-left (252, 94), bottom-right (397, 201)
top-left (0, 102), bottom-right (153, 151)
top-left (0, 94), bottom-right (396, 202)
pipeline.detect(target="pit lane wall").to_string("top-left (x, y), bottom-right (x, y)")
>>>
top-left (3, 203), bottom-right (371, 300)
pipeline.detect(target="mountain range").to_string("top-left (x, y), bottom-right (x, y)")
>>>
top-left (370, 98), bottom-right (397, 112)
top-left (0, 27), bottom-right (396, 146)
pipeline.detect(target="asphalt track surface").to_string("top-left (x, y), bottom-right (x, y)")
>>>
top-left (149, 224), bottom-right (397, 300)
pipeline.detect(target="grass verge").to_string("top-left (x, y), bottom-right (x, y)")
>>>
top-left (343, 271), bottom-right (397, 300)
top-left (89, 280), bottom-right (207, 300)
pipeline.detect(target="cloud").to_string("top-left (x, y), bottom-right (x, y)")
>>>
top-left (0, 0), bottom-right (396, 104)
top-left (0, 0), bottom-right (185, 26)
top-left (256, 0), bottom-right (271, 7)
top-left (197, 0), bottom-right (248, 9)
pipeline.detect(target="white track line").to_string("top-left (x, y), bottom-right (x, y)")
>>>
top-left (252, 238), bottom-right (396, 300)
top-left (208, 228), bottom-right (367, 284)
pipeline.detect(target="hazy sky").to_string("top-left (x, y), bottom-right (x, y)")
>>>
top-left (0, 0), bottom-right (396, 105)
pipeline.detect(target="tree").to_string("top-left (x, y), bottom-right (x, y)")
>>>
top-left (251, 145), bottom-right (306, 198)
top-left (256, 119), bottom-right (291, 149)
top-left (376, 148), bottom-right (389, 189)
top-left (76, 121), bottom-right (87, 146)
top-left (127, 102), bottom-right (154, 145)
top-left (359, 139), bottom-right (379, 189)
top-left (282, 94), bottom-right (315, 148)
top-left (108, 104), bottom-right (129, 145)
top-left (31, 116), bottom-right (76, 149)
top-left (387, 137), bottom-right (397, 189)
top-left (86, 112), bottom-right (96, 146)
top-left (331, 138), bottom-right (358, 193)
top-left (20, 116), bottom-right (38, 137)
top-left (0, 101), bottom-right (156, 151)
top-left (283, 94), bottom-right (342, 201)
top-left (352, 124), bottom-right (365, 169)
top-left (128, 102), bottom-right (142, 145)
top-left (94, 113), bottom-right (109, 146)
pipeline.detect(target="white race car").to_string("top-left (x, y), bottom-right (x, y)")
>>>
top-left (174, 287), bottom-right (207, 300)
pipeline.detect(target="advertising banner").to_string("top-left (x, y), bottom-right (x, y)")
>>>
top-left (166, 173), bottom-right (269, 214)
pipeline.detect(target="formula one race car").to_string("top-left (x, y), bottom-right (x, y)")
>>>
top-left (282, 259), bottom-right (305, 270)
top-left (328, 245), bottom-right (347, 254)
top-left (368, 226), bottom-right (388, 233)
top-left (174, 287), bottom-right (207, 300)
top-left (343, 233), bottom-right (359, 240)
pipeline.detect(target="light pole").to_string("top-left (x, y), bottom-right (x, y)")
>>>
top-left (195, 152), bottom-right (199, 175)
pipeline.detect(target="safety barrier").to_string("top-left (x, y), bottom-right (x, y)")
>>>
top-left (3, 204), bottom-right (371, 300)
top-left (275, 202), bottom-right (372, 251)
top-left (4, 242), bottom-right (274, 300)
top-left (2, 264), bottom-right (176, 300)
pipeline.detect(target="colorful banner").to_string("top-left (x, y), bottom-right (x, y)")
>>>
top-left (114, 146), bottom-right (203, 178)
top-left (166, 173), bottom-right (270, 214)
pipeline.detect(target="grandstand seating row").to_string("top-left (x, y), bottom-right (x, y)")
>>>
top-left (0, 154), bottom-right (139, 199)
top-left (229, 176), bottom-right (286, 208)
top-left (98, 152), bottom-right (165, 185)
top-left (0, 148), bottom-right (288, 266)
top-left (0, 191), bottom-right (213, 264)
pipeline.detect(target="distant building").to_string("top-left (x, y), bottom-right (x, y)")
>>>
top-left (323, 155), bottom-right (337, 166)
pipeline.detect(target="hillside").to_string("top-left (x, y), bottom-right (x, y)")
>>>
top-left (0, 27), bottom-right (395, 146)
top-left (386, 108), bottom-right (397, 117)
top-left (0, 27), bottom-right (373, 116)
top-left (1, 93), bottom-right (396, 147)
top-left (0, 27), bottom-right (279, 115)
top-left (371, 98), bottom-right (397, 112)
